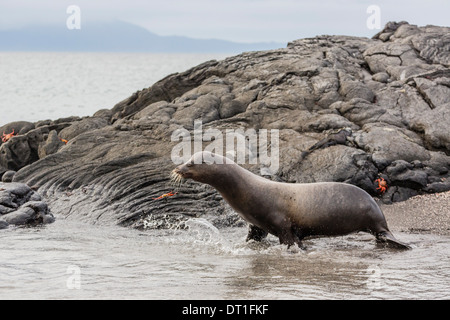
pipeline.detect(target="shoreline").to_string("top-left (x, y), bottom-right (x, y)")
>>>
top-left (380, 191), bottom-right (450, 236)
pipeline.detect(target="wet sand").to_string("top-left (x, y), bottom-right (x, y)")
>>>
top-left (380, 191), bottom-right (450, 236)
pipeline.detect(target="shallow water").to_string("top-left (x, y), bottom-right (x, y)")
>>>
top-left (0, 216), bottom-right (449, 300)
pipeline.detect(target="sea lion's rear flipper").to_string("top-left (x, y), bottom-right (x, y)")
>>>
top-left (376, 231), bottom-right (412, 250)
top-left (246, 224), bottom-right (268, 242)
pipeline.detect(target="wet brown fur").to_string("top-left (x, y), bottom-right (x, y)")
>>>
top-left (172, 151), bottom-right (411, 250)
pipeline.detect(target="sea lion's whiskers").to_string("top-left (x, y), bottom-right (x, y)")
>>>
top-left (169, 170), bottom-right (184, 189)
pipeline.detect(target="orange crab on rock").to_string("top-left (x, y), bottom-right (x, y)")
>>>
top-left (152, 191), bottom-right (178, 201)
top-left (375, 177), bottom-right (388, 194)
top-left (1, 129), bottom-right (17, 143)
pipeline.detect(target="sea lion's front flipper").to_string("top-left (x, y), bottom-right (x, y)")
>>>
top-left (246, 224), bottom-right (268, 242)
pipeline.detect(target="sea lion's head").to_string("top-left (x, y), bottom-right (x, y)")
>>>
top-left (171, 151), bottom-right (230, 185)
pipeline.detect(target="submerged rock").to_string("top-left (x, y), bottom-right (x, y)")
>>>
top-left (0, 182), bottom-right (54, 229)
top-left (0, 21), bottom-right (448, 229)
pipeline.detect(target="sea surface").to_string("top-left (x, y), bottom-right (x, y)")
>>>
top-left (0, 216), bottom-right (449, 300)
top-left (0, 52), bottom-right (450, 300)
top-left (0, 52), bottom-right (230, 126)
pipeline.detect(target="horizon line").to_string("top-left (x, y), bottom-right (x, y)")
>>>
top-left (0, 19), bottom-right (288, 46)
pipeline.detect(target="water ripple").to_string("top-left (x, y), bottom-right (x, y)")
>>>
top-left (0, 217), bottom-right (449, 299)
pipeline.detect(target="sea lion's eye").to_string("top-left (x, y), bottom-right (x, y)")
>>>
top-left (186, 161), bottom-right (194, 167)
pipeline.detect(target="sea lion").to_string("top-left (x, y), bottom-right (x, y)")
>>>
top-left (172, 151), bottom-right (411, 249)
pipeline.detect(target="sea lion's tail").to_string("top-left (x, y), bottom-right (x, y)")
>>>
top-left (376, 231), bottom-right (412, 250)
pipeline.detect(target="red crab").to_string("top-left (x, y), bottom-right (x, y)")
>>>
top-left (1, 129), bottom-right (17, 143)
top-left (375, 177), bottom-right (388, 194)
top-left (152, 191), bottom-right (178, 201)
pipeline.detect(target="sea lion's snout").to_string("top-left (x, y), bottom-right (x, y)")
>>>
top-left (170, 166), bottom-right (187, 187)
top-left (170, 152), bottom-right (217, 184)
top-left (175, 165), bottom-right (186, 175)
top-left (172, 164), bottom-right (192, 180)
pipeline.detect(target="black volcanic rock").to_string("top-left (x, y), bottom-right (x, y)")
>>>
top-left (2, 22), bottom-right (448, 229)
top-left (0, 182), bottom-right (54, 229)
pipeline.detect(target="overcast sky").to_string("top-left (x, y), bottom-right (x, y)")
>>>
top-left (0, 0), bottom-right (448, 43)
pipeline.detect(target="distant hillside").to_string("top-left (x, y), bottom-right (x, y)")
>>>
top-left (0, 20), bottom-right (285, 53)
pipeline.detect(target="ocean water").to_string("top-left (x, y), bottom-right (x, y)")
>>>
top-left (1, 52), bottom-right (450, 300)
top-left (0, 52), bottom-right (230, 126)
top-left (0, 216), bottom-right (449, 300)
